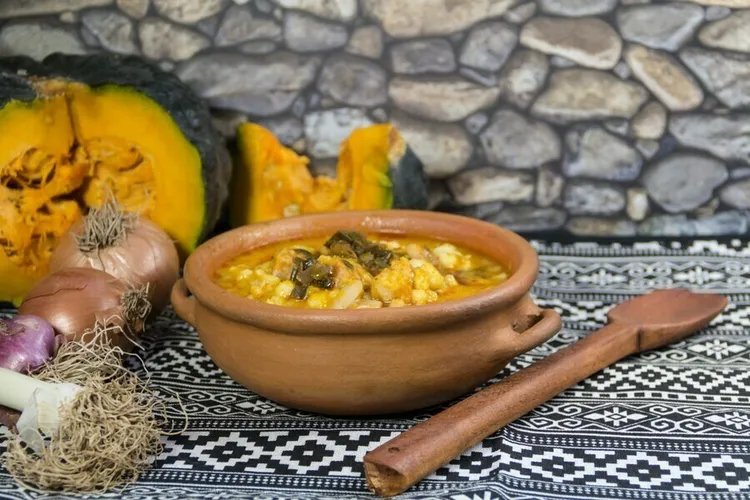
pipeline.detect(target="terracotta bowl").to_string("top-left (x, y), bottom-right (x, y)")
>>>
top-left (170, 210), bottom-right (561, 416)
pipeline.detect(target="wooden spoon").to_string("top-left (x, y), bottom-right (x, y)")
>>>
top-left (363, 289), bottom-right (728, 497)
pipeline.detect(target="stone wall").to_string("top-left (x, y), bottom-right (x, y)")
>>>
top-left (2, 0), bottom-right (749, 237)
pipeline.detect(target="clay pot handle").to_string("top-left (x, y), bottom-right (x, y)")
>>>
top-left (512, 308), bottom-right (562, 355)
top-left (171, 278), bottom-right (196, 327)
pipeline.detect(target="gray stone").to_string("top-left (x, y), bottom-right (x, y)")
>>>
top-left (391, 111), bottom-right (473, 178)
top-left (210, 110), bottom-right (247, 138)
top-left (720, 179), bottom-right (750, 208)
top-left (60, 12), bottom-right (78, 23)
top-left (627, 188), bottom-right (649, 222)
top-left (0, 22), bottom-right (86, 60)
top-left (361, 0), bottom-right (516, 38)
top-left (613, 61), bottom-right (632, 80)
top-left (538, 0), bottom-right (617, 16)
top-left (532, 69), bottom-right (649, 124)
top-left (317, 54), bottom-right (387, 107)
top-left (153, 0), bottom-right (226, 23)
top-left (549, 56), bottom-right (577, 68)
top-left (81, 22), bottom-right (101, 46)
top-left (604, 119), bottom-right (629, 136)
top-left (699, 10), bottom-right (750, 52)
top-left (643, 154), bottom-right (728, 213)
top-left (255, 0), bottom-right (273, 12)
top-left (215, 5), bottom-right (281, 46)
top-left (731, 168), bottom-right (750, 179)
top-left (504, 2), bottom-right (536, 23)
top-left (0, 0), bottom-right (111, 18)
top-left (490, 206), bottom-right (567, 232)
top-left (638, 214), bottom-right (692, 236)
top-left (371, 108), bottom-right (388, 122)
top-left (81, 9), bottom-right (137, 54)
top-left (669, 113), bottom-right (750, 164)
top-left (567, 218), bottom-right (637, 236)
top-left (117, 0), bottom-right (148, 18)
top-left (305, 159), bottom-right (335, 177)
top-left (389, 77), bottom-right (500, 122)
top-left (274, 0), bottom-right (357, 22)
top-left (158, 60), bottom-right (175, 71)
top-left (674, 0), bottom-right (750, 6)
top-left (521, 17), bottom-right (621, 70)
top-left (390, 39), bottom-right (456, 74)
top-left (680, 48), bottom-right (750, 109)
top-left (259, 116), bottom-right (303, 145)
top-left (617, 3), bottom-right (704, 51)
top-left (691, 211), bottom-right (748, 236)
top-left (694, 197), bottom-right (720, 217)
top-left (636, 139), bottom-right (660, 158)
top-left (139, 19), bottom-right (210, 61)
top-left (460, 67), bottom-right (499, 87)
top-left (195, 14), bottom-right (221, 36)
top-left (631, 101), bottom-right (667, 140)
top-left (564, 182), bottom-right (626, 215)
top-left (448, 168), bottom-right (535, 205)
top-left (625, 45), bottom-right (703, 111)
top-left (536, 166), bottom-right (564, 207)
top-left (346, 25), bottom-right (383, 59)
top-left (304, 108), bottom-right (374, 159)
top-left (498, 49), bottom-right (549, 109)
top-left (705, 6), bottom-right (731, 20)
top-left (638, 211), bottom-right (748, 237)
top-left (451, 201), bottom-right (506, 220)
top-left (291, 97), bottom-right (305, 117)
top-left (465, 113), bottom-right (489, 134)
top-left (480, 109), bottom-right (561, 169)
top-left (284, 11), bottom-right (348, 52)
top-left (564, 127), bottom-right (642, 181)
top-left (428, 181), bottom-right (448, 210)
top-left (460, 21), bottom-right (517, 72)
top-left (176, 52), bottom-right (320, 116)
top-left (238, 40), bottom-right (277, 54)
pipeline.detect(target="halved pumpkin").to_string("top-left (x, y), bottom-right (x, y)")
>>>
top-left (0, 53), bottom-right (231, 305)
top-left (230, 122), bottom-right (429, 226)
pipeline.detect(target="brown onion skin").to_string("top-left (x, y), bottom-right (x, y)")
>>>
top-left (18, 267), bottom-right (138, 350)
top-left (49, 216), bottom-right (180, 316)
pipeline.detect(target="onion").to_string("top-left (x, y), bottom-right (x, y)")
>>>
top-left (0, 315), bottom-right (59, 374)
top-left (49, 196), bottom-right (179, 316)
top-left (18, 268), bottom-right (151, 349)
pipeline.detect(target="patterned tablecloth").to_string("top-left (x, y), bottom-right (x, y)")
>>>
top-left (2, 238), bottom-right (750, 500)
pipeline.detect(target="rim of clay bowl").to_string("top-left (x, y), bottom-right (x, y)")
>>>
top-left (183, 210), bottom-right (539, 335)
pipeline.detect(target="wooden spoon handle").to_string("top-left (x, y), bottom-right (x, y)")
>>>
top-left (363, 322), bottom-right (639, 497)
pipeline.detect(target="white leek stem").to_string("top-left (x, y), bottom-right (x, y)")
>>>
top-left (0, 366), bottom-right (82, 453)
top-left (0, 366), bottom-right (56, 411)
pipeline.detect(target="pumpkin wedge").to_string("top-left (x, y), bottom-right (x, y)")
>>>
top-left (0, 53), bottom-right (231, 305)
top-left (230, 122), bottom-right (429, 226)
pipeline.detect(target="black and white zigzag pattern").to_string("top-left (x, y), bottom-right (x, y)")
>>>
top-left (2, 238), bottom-right (750, 500)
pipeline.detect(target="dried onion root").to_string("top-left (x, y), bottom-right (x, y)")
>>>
top-left (1, 321), bottom-right (187, 493)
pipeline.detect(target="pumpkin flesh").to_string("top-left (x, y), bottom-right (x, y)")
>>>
top-left (0, 79), bottom-right (205, 305)
top-left (232, 123), bottom-right (426, 226)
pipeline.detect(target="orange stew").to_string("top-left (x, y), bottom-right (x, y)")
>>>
top-left (214, 231), bottom-right (510, 309)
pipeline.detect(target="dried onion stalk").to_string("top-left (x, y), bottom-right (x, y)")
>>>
top-left (49, 195), bottom-right (179, 315)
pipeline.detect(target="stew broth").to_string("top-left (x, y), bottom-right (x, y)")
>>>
top-left (214, 231), bottom-right (510, 309)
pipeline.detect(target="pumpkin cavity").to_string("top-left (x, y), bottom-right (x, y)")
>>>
top-left (0, 82), bottom-right (157, 279)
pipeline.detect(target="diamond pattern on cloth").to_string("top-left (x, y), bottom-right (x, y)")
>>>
top-left (2, 238), bottom-right (750, 499)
